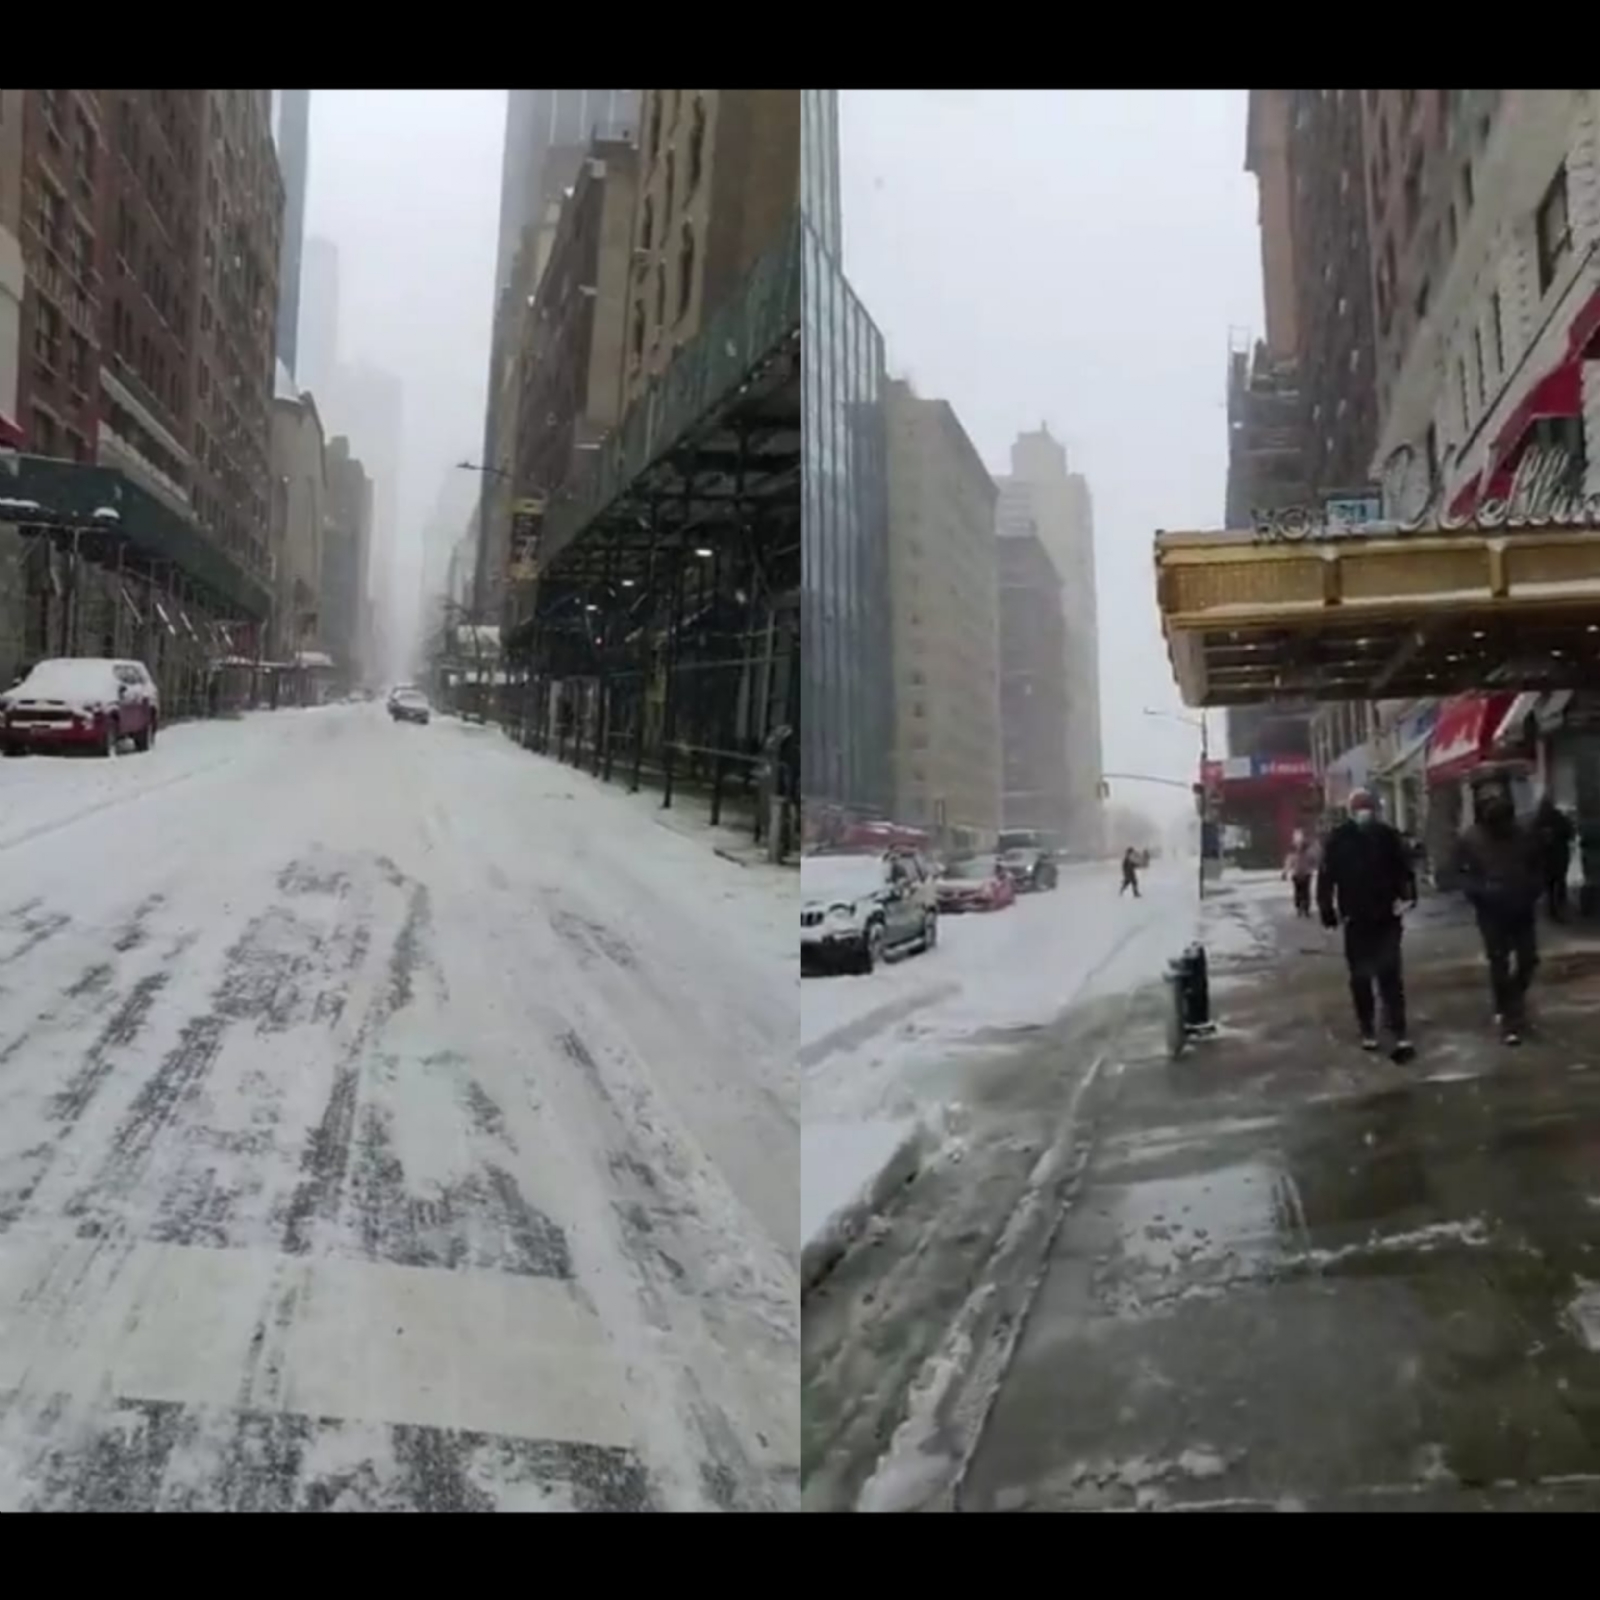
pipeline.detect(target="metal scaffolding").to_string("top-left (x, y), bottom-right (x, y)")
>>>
top-left (0, 455), bottom-right (271, 717)
top-left (504, 215), bottom-right (800, 850)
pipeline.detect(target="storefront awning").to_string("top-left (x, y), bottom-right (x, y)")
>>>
top-left (1428, 692), bottom-right (1515, 785)
top-left (0, 413), bottom-right (24, 451)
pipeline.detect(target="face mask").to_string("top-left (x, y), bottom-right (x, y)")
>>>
top-left (1352, 808), bottom-right (1374, 827)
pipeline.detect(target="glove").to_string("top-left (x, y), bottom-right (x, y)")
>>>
top-left (1320, 909), bottom-right (1339, 930)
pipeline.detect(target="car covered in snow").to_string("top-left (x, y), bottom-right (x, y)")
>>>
top-left (935, 853), bottom-right (1017, 913)
top-left (995, 828), bottom-right (1060, 892)
top-left (0, 657), bottom-right (159, 757)
top-left (389, 687), bottom-right (431, 725)
top-left (801, 849), bottom-right (938, 975)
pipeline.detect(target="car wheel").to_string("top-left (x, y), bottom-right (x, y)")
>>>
top-left (1, 740), bottom-right (21, 758)
top-left (101, 719), bottom-right (119, 758)
top-left (858, 920), bottom-right (886, 974)
top-left (134, 716), bottom-right (155, 753)
top-left (922, 909), bottom-right (939, 951)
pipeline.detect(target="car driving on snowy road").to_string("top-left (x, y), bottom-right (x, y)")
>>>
top-left (388, 687), bottom-right (431, 725)
top-left (0, 657), bottom-right (160, 758)
top-left (801, 849), bottom-right (938, 975)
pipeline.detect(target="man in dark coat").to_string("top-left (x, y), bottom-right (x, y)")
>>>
top-left (1317, 788), bottom-right (1418, 1061)
top-left (1456, 782), bottom-right (1545, 1044)
top-left (1533, 794), bottom-right (1575, 921)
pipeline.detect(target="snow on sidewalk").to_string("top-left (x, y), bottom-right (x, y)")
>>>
top-left (801, 861), bottom-right (1279, 1263)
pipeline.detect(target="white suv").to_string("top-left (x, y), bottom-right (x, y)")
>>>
top-left (800, 849), bottom-right (939, 975)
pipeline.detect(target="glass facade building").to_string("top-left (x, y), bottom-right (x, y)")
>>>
top-left (801, 90), bottom-right (842, 259)
top-left (802, 219), bottom-right (893, 816)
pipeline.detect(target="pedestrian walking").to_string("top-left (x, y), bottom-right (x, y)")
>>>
top-left (1119, 846), bottom-right (1142, 898)
top-left (1283, 829), bottom-right (1318, 918)
top-left (1533, 794), bottom-right (1575, 922)
top-left (1316, 788), bottom-right (1418, 1062)
top-left (1455, 781), bottom-right (1545, 1045)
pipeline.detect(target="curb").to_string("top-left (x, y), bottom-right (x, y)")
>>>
top-left (800, 1119), bottom-right (934, 1295)
top-left (854, 1047), bottom-right (1110, 1513)
top-left (799, 979), bottom-right (963, 1070)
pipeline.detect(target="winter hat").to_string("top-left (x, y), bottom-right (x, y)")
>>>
top-left (1347, 787), bottom-right (1375, 811)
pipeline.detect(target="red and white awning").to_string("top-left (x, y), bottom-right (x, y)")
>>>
top-left (0, 412), bottom-right (24, 451)
top-left (1427, 692), bottom-right (1516, 784)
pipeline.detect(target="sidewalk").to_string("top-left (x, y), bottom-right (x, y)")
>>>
top-left (954, 890), bottom-right (1600, 1512)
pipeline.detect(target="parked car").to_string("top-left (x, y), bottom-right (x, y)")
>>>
top-left (0, 657), bottom-right (160, 758)
top-left (995, 829), bottom-right (1060, 892)
top-left (801, 849), bottom-right (938, 975)
top-left (936, 854), bottom-right (1018, 913)
top-left (389, 688), bottom-right (431, 725)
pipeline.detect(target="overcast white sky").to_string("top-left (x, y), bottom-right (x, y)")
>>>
top-left (839, 89), bottom-right (1262, 819)
top-left (301, 89), bottom-right (505, 662)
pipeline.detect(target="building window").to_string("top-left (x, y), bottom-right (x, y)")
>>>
top-left (640, 196), bottom-right (653, 253)
top-left (1415, 276), bottom-right (1430, 322)
top-left (1471, 325), bottom-right (1486, 407)
top-left (1535, 163), bottom-right (1572, 295)
top-left (688, 96), bottom-right (707, 193)
top-left (653, 264), bottom-right (666, 330)
top-left (648, 93), bottom-right (662, 161)
top-left (664, 150), bottom-right (676, 219)
top-left (676, 223), bottom-right (694, 321)
top-left (1457, 357), bottom-right (1471, 432)
top-left (1462, 160), bottom-right (1474, 213)
top-left (1489, 289), bottom-right (1505, 373)
top-left (33, 301), bottom-right (63, 371)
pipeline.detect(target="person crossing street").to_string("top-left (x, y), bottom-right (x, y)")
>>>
top-left (1534, 794), bottom-right (1575, 922)
top-left (1119, 846), bottom-right (1142, 898)
top-left (1316, 789), bottom-right (1417, 1063)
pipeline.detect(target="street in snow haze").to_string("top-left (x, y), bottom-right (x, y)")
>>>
top-left (0, 705), bottom-right (797, 1511)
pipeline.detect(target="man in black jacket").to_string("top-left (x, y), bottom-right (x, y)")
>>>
top-left (1456, 781), bottom-right (1545, 1044)
top-left (1534, 795), bottom-right (1575, 921)
top-left (1317, 789), bottom-right (1418, 1061)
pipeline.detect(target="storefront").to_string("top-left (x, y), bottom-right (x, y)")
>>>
top-left (1371, 701), bottom-right (1438, 834)
top-left (1203, 754), bottom-right (1319, 869)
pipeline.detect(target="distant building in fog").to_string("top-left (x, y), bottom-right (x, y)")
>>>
top-left (995, 427), bottom-right (1104, 855)
top-left (297, 235), bottom-right (340, 408)
top-left (995, 527), bottom-right (1071, 843)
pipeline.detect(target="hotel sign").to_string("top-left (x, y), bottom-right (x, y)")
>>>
top-left (1250, 443), bottom-right (1600, 544)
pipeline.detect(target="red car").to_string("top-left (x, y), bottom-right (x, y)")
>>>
top-left (1, 657), bottom-right (161, 757)
top-left (935, 854), bottom-right (1018, 913)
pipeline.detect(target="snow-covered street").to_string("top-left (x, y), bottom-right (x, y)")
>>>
top-left (0, 705), bottom-right (797, 1510)
top-left (801, 860), bottom-right (1257, 1256)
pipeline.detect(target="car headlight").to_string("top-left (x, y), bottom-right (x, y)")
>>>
top-left (825, 902), bottom-right (859, 926)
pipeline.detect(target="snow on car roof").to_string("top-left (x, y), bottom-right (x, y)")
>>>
top-left (802, 854), bottom-right (888, 895)
top-left (12, 658), bottom-right (120, 699)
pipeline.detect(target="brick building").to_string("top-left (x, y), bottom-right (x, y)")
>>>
top-left (625, 89), bottom-right (799, 402)
top-left (2, 90), bottom-right (280, 702)
top-left (1286, 89), bottom-right (1382, 495)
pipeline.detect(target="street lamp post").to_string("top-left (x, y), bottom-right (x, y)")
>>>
top-left (1144, 707), bottom-right (1211, 903)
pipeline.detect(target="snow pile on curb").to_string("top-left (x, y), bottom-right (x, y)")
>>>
top-left (801, 1117), bottom-right (931, 1292)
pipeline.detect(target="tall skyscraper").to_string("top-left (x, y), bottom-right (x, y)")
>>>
top-left (494, 90), bottom-right (639, 296)
top-left (297, 234), bottom-right (339, 406)
top-left (996, 428), bottom-right (1104, 855)
top-left (274, 90), bottom-right (311, 379)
